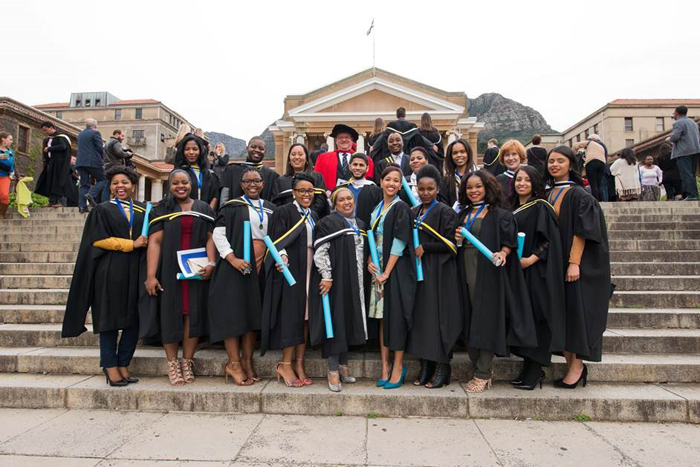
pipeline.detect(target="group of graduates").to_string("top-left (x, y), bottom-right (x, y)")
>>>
top-left (62, 118), bottom-right (612, 394)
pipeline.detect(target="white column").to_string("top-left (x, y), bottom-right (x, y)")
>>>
top-left (151, 180), bottom-right (163, 202)
top-left (356, 133), bottom-right (365, 154)
top-left (138, 175), bottom-right (146, 202)
top-left (325, 134), bottom-right (335, 152)
top-left (295, 133), bottom-right (306, 144)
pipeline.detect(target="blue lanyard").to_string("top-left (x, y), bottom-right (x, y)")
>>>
top-left (243, 195), bottom-right (264, 224)
top-left (371, 197), bottom-right (397, 230)
top-left (465, 203), bottom-right (486, 232)
top-left (299, 208), bottom-right (315, 230)
top-left (335, 212), bottom-right (360, 236)
top-left (455, 170), bottom-right (464, 185)
top-left (115, 199), bottom-right (134, 238)
top-left (416, 200), bottom-right (437, 228)
top-left (191, 166), bottom-right (203, 188)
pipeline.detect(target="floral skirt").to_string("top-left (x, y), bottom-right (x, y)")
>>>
top-left (640, 185), bottom-right (660, 202)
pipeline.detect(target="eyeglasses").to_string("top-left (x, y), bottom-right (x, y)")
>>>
top-left (294, 189), bottom-right (315, 195)
top-left (241, 179), bottom-right (263, 185)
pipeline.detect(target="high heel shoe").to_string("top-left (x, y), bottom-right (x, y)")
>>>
top-left (376, 363), bottom-right (393, 387)
top-left (413, 359), bottom-right (436, 386)
top-left (384, 365), bottom-right (407, 389)
top-left (103, 368), bottom-right (128, 387)
top-left (167, 359), bottom-right (185, 386)
top-left (327, 371), bottom-right (342, 392)
top-left (513, 371), bottom-right (545, 390)
top-left (338, 364), bottom-right (356, 384)
top-left (294, 358), bottom-right (313, 386)
top-left (242, 358), bottom-right (261, 383)
top-left (276, 362), bottom-right (304, 388)
top-left (510, 359), bottom-right (531, 386)
top-left (117, 367), bottom-right (138, 384)
top-left (465, 376), bottom-right (492, 393)
top-left (225, 361), bottom-right (253, 386)
top-left (554, 364), bottom-right (588, 389)
top-left (425, 363), bottom-right (451, 389)
top-left (179, 358), bottom-right (195, 383)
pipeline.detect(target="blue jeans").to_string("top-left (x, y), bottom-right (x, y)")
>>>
top-left (78, 166), bottom-right (108, 209)
top-left (676, 154), bottom-right (698, 199)
top-left (99, 324), bottom-right (139, 368)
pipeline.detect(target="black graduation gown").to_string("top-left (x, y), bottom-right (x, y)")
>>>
top-left (353, 183), bottom-right (382, 227)
top-left (437, 178), bottom-right (458, 208)
top-left (308, 214), bottom-right (368, 357)
top-left (260, 203), bottom-right (319, 353)
top-left (482, 147), bottom-right (505, 176)
top-left (270, 173), bottom-right (330, 218)
top-left (138, 200), bottom-right (215, 345)
top-left (496, 172), bottom-right (514, 198)
top-left (405, 202), bottom-right (461, 363)
top-left (418, 129), bottom-right (445, 172)
top-left (511, 199), bottom-right (566, 366)
top-left (456, 207), bottom-right (537, 356)
top-left (373, 154), bottom-right (412, 182)
top-left (62, 200), bottom-right (147, 337)
top-left (178, 164), bottom-right (220, 206)
top-left (35, 132), bottom-right (74, 200)
top-left (207, 198), bottom-right (276, 343)
top-left (370, 200), bottom-right (417, 351)
top-left (554, 185), bottom-right (612, 362)
top-left (370, 129), bottom-right (439, 171)
top-left (220, 161), bottom-right (279, 204)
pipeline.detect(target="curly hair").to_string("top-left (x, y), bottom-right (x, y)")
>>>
top-left (105, 165), bottom-right (139, 184)
top-left (507, 165), bottom-right (546, 209)
top-left (458, 170), bottom-right (504, 209)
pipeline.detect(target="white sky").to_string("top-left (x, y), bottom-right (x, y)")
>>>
top-left (3, 0), bottom-right (699, 137)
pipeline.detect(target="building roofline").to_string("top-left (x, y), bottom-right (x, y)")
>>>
top-left (618, 116), bottom-right (700, 156)
top-left (1, 97), bottom-right (82, 135)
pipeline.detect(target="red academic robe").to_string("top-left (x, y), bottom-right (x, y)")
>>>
top-left (314, 148), bottom-right (374, 190)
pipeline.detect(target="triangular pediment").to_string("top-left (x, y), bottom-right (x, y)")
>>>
top-left (317, 89), bottom-right (433, 113)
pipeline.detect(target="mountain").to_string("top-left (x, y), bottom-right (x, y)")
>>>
top-left (204, 131), bottom-right (247, 159)
top-left (468, 93), bottom-right (554, 152)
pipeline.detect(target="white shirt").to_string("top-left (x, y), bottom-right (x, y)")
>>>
top-left (392, 152), bottom-right (405, 168)
top-left (212, 198), bottom-right (271, 260)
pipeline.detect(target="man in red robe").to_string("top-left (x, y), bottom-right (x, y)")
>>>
top-left (314, 124), bottom-right (374, 190)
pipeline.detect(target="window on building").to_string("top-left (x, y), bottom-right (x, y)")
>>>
top-left (115, 109), bottom-right (122, 120)
top-left (594, 124), bottom-right (598, 134)
top-left (85, 99), bottom-right (91, 107)
top-left (625, 139), bottom-right (635, 147)
top-left (133, 130), bottom-right (145, 139)
top-left (656, 117), bottom-right (664, 132)
top-left (56, 111), bottom-right (63, 120)
top-left (585, 129), bottom-right (590, 139)
top-left (75, 99), bottom-right (81, 107)
top-left (160, 133), bottom-right (165, 143)
top-left (576, 134), bottom-right (581, 142)
top-left (135, 108), bottom-right (143, 119)
top-left (624, 117), bottom-right (633, 132)
top-left (95, 98), bottom-right (101, 106)
top-left (18, 126), bottom-right (29, 153)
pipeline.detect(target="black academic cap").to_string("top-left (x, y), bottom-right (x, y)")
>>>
top-left (330, 124), bottom-right (359, 142)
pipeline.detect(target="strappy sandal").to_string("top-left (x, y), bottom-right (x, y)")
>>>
top-left (465, 376), bottom-right (492, 393)
top-left (167, 359), bottom-right (185, 386)
top-left (225, 361), bottom-right (253, 386)
top-left (294, 358), bottom-right (313, 386)
top-left (242, 358), bottom-right (261, 382)
top-left (180, 358), bottom-right (195, 383)
top-left (276, 362), bottom-right (304, 388)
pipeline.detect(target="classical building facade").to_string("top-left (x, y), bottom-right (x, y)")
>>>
top-left (35, 92), bottom-right (195, 161)
top-left (1, 96), bottom-right (170, 202)
top-left (560, 99), bottom-right (700, 154)
top-left (268, 68), bottom-right (484, 172)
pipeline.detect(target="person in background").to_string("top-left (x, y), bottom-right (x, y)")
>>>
top-left (573, 134), bottom-right (607, 202)
top-left (639, 155), bottom-right (663, 201)
top-left (656, 143), bottom-right (682, 201)
top-left (210, 142), bottom-right (230, 180)
top-left (387, 107), bottom-right (417, 133)
top-left (220, 136), bottom-right (279, 204)
top-left (270, 143), bottom-right (329, 217)
top-left (482, 139), bottom-right (504, 176)
top-left (174, 133), bottom-right (220, 211)
top-left (309, 143), bottom-right (329, 165)
top-left (315, 124), bottom-right (374, 191)
top-left (610, 148), bottom-right (641, 201)
top-left (35, 121), bottom-right (73, 208)
top-left (526, 134), bottom-right (548, 178)
top-left (496, 139), bottom-right (527, 197)
top-left (338, 153), bottom-right (381, 226)
top-left (374, 133), bottom-right (411, 181)
top-left (367, 118), bottom-right (384, 153)
top-left (442, 138), bottom-right (477, 208)
top-left (418, 112), bottom-right (445, 172)
top-left (104, 129), bottom-right (134, 172)
top-left (666, 105), bottom-right (700, 200)
top-left (0, 131), bottom-right (15, 218)
top-left (76, 118), bottom-right (107, 211)
top-left (406, 147), bottom-right (430, 201)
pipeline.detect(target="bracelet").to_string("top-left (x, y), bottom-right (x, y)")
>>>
top-left (207, 261), bottom-right (216, 267)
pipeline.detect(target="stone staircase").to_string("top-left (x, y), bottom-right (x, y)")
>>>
top-left (0, 203), bottom-right (699, 422)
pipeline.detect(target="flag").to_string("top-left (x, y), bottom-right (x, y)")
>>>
top-left (366, 19), bottom-right (374, 36)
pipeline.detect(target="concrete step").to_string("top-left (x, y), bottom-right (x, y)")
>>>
top-left (0, 233), bottom-right (82, 243)
top-left (2, 347), bottom-right (700, 384)
top-left (0, 289), bottom-right (68, 305)
top-left (609, 239), bottom-right (700, 251)
top-left (604, 214), bottom-right (700, 223)
top-left (2, 324), bottom-right (699, 354)
top-left (0, 242), bottom-right (79, 252)
top-left (0, 305), bottom-right (77, 324)
top-left (0, 252), bottom-right (76, 263)
top-left (611, 262), bottom-right (700, 275)
top-left (0, 263), bottom-right (75, 276)
top-left (607, 221), bottom-right (700, 231)
top-left (602, 207), bottom-right (700, 215)
top-left (0, 225), bottom-right (84, 236)
top-left (601, 200), bottom-right (700, 209)
top-left (2, 212), bottom-right (87, 220)
top-left (607, 308), bottom-right (700, 329)
top-left (611, 276), bottom-right (700, 292)
top-left (607, 230), bottom-right (700, 240)
top-left (0, 219), bottom-right (86, 227)
top-left (0, 275), bottom-right (72, 289)
top-left (610, 250), bottom-right (700, 262)
top-left (611, 291), bottom-right (700, 308)
top-left (0, 373), bottom-right (696, 422)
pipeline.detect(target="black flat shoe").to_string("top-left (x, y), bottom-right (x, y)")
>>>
top-left (103, 368), bottom-right (128, 387)
top-left (425, 363), bottom-right (451, 389)
top-left (413, 359), bottom-right (436, 386)
top-left (553, 364), bottom-right (588, 389)
top-left (513, 371), bottom-right (545, 390)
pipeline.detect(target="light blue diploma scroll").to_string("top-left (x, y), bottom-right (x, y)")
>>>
top-left (263, 235), bottom-right (296, 286)
top-left (367, 230), bottom-right (381, 276)
top-left (460, 227), bottom-right (502, 266)
top-left (517, 232), bottom-right (526, 259)
top-left (413, 228), bottom-right (424, 281)
top-left (401, 177), bottom-right (419, 207)
top-left (140, 202), bottom-right (153, 237)
top-left (322, 293), bottom-right (334, 338)
top-left (243, 221), bottom-right (251, 263)
top-left (177, 273), bottom-right (202, 280)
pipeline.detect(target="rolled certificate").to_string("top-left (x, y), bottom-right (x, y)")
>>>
top-left (263, 235), bottom-right (297, 286)
top-left (400, 177), bottom-right (419, 207)
top-left (177, 273), bottom-right (202, 280)
top-left (460, 227), bottom-right (502, 266)
top-left (517, 232), bottom-right (526, 259)
top-left (140, 202), bottom-right (153, 237)
top-left (367, 230), bottom-right (381, 276)
top-left (243, 221), bottom-right (251, 263)
top-left (322, 293), bottom-right (334, 338)
top-left (413, 228), bottom-right (424, 281)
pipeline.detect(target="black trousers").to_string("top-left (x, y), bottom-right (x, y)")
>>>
top-left (586, 160), bottom-right (607, 202)
top-left (99, 324), bottom-right (139, 368)
top-left (676, 154), bottom-right (699, 199)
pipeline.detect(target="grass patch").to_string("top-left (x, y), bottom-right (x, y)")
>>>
top-left (572, 413), bottom-right (592, 422)
top-left (336, 411), bottom-right (343, 417)
top-left (367, 412), bottom-right (381, 419)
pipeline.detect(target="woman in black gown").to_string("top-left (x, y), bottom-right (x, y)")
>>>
top-left (63, 166), bottom-right (148, 386)
top-left (405, 165), bottom-right (460, 389)
top-left (508, 165), bottom-right (566, 390)
top-left (454, 170), bottom-right (536, 393)
top-left (441, 138), bottom-right (476, 208)
top-left (545, 146), bottom-right (612, 388)
top-left (174, 133), bottom-right (220, 211)
top-left (495, 139), bottom-right (527, 198)
top-left (270, 143), bottom-right (329, 217)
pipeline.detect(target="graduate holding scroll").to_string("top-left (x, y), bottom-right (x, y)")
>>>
top-left (405, 165), bottom-right (460, 389)
top-left (454, 170), bottom-right (536, 393)
top-left (309, 187), bottom-right (367, 392)
top-left (141, 169), bottom-right (216, 386)
top-left (261, 172), bottom-right (319, 388)
top-left (208, 167), bottom-right (276, 386)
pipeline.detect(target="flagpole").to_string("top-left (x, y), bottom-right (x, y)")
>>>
top-left (372, 25), bottom-right (376, 71)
